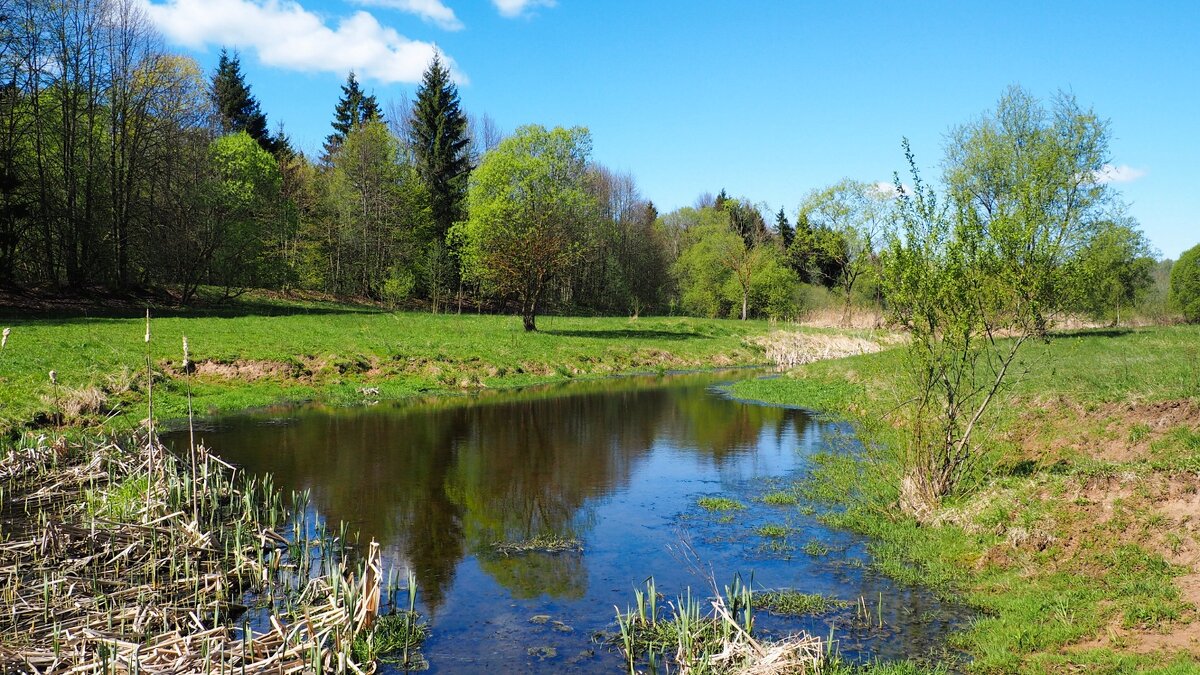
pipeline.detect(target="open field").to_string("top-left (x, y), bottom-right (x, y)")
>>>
top-left (732, 326), bottom-right (1200, 673)
top-left (0, 298), bottom-right (813, 434)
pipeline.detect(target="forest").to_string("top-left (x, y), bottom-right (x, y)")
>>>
top-left (3, 0), bottom-right (1191, 331)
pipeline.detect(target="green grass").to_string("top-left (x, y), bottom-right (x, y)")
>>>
top-left (0, 303), bottom-right (783, 433)
top-left (731, 325), bottom-right (1200, 672)
top-left (697, 496), bottom-right (745, 512)
top-left (751, 590), bottom-right (849, 616)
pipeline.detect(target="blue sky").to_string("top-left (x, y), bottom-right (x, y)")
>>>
top-left (142, 0), bottom-right (1199, 259)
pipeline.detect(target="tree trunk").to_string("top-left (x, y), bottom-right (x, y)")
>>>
top-left (741, 288), bottom-right (748, 321)
top-left (522, 312), bottom-right (537, 332)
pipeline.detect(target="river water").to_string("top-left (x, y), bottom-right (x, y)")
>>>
top-left (174, 371), bottom-right (969, 672)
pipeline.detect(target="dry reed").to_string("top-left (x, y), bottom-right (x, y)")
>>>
top-left (0, 431), bottom-right (391, 674)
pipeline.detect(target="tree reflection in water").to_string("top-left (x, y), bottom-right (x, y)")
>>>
top-left (181, 373), bottom-right (791, 611)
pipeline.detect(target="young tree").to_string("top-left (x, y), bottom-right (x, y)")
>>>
top-left (322, 71), bottom-right (381, 160)
top-left (452, 125), bottom-right (595, 331)
top-left (883, 87), bottom-right (1116, 516)
top-left (409, 54), bottom-right (471, 306)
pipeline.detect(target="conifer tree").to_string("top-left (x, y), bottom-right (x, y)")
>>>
top-left (210, 49), bottom-right (273, 152)
top-left (775, 206), bottom-right (794, 249)
top-left (323, 72), bottom-right (381, 160)
top-left (410, 55), bottom-right (471, 245)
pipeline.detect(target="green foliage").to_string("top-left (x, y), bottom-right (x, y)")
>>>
top-left (795, 179), bottom-right (889, 322)
top-left (671, 208), bottom-right (790, 320)
top-left (454, 125), bottom-right (596, 331)
top-left (1072, 220), bottom-right (1155, 324)
top-left (1170, 243), bottom-right (1200, 323)
top-left (204, 132), bottom-right (286, 290)
top-left (882, 87), bottom-right (1118, 509)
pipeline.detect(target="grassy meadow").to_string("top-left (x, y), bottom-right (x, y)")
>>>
top-left (732, 325), bottom-right (1200, 673)
top-left (0, 299), bottom-right (787, 434)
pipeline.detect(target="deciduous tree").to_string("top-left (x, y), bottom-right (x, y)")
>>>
top-left (453, 125), bottom-right (595, 331)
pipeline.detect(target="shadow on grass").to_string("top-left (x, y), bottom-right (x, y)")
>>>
top-left (542, 328), bottom-right (711, 341)
top-left (1055, 328), bottom-right (1134, 339)
top-left (0, 286), bottom-right (386, 321)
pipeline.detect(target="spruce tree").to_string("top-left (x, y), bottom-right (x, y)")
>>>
top-left (323, 72), bottom-right (382, 160)
top-left (775, 206), bottom-right (794, 249)
top-left (410, 55), bottom-right (471, 243)
top-left (211, 49), bottom-right (273, 151)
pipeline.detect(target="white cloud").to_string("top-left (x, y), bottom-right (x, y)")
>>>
top-left (352, 0), bottom-right (462, 31)
top-left (871, 181), bottom-right (913, 199)
top-left (142, 0), bottom-right (465, 84)
top-left (1090, 163), bottom-right (1147, 184)
top-left (491, 0), bottom-right (555, 18)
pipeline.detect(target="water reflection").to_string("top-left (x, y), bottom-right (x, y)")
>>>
top-left (183, 374), bottom-right (792, 610)
top-left (174, 372), bottom-right (970, 672)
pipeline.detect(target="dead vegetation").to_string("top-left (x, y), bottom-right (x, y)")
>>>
top-left (0, 433), bottom-right (399, 674)
top-left (753, 331), bottom-right (888, 369)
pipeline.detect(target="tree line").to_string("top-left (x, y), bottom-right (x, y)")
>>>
top-left (1, 0), bottom-right (1186, 331)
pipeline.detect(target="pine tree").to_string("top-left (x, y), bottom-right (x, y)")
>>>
top-left (714, 188), bottom-right (729, 211)
top-left (775, 206), bottom-right (794, 249)
top-left (323, 72), bottom-right (382, 160)
top-left (211, 49), bottom-right (273, 152)
top-left (410, 55), bottom-right (471, 244)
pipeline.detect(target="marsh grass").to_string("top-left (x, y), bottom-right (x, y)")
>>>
top-left (751, 590), bottom-right (850, 617)
top-left (697, 496), bottom-right (745, 512)
top-left (610, 576), bottom-right (826, 674)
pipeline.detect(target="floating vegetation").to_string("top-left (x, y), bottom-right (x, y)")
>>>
top-left (697, 496), bottom-right (745, 512)
top-left (752, 590), bottom-right (851, 617)
top-left (609, 576), bottom-right (825, 674)
top-left (0, 431), bottom-right (426, 673)
top-left (754, 523), bottom-right (791, 538)
top-left (489, 534), bottom-right (583, 556)
top-left (803, 540), bottom-right (831, 556)
top-left (760, 491), bottom-right (799, 506)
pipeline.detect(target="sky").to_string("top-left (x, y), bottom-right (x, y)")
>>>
top-left (140, 0), bottom-right (1199, 259)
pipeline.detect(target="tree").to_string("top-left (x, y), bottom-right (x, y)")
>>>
top-left (774, 206), bottom-right (794, 250)
top-left (409, 54), bottom-right (471, 306)
top-left (672, 209), bottom-right (780, 320)
top-left (945, 85), bottom-right (1113, 334)
top-left (322, 71), bottom-right (381, 160)
top-left (1171, 243), bottom-right (1200, 323)
top-left (210, 49), bottom-right (276, 152)
top-left (1072, 220), bottom-right (1154, 325)
top-left (883, 87), bottom-right (1118, 516)
top-left (797, 179), bottom-right (888, 325)
top-left (452, 125), bottom-right (595, 332)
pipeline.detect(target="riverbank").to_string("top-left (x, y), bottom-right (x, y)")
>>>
top-left (731, 326), bottom-right (1200, 673)
top-left (0, 300), bottom-right (862, 434)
